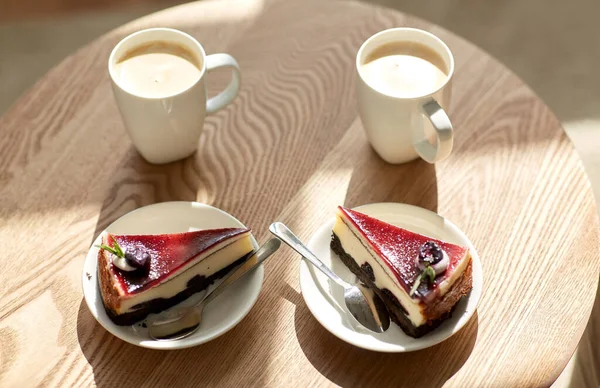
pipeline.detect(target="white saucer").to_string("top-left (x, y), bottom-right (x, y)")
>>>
top-left (299, 203), bottom-right (482, 352)
top-left (81, 201), bottom-right (263, 350)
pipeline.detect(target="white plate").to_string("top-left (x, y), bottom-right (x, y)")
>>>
top-left (299, 203), bottom-right (482, 352)
top-left (81, 201), bottom-right (263, 350)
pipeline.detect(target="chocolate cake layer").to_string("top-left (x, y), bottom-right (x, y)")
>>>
top-left (101, 253), bottom-right (250, 326)
top-left (331, 233), bottom-right (472, 338)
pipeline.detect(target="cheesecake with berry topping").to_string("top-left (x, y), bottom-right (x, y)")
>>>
top-left (331, 206), bottom-right (472, 337)
top-left (97, 228), bottom-right (255, 325)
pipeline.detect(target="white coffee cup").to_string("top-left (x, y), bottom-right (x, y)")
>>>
top-left (108, 28), bottom-right (241, 164)
top-left (356, 28), bottom-right (454, 164)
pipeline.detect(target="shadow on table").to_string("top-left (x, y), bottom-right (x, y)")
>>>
top-left (342, 145), bottom-right (438, 212)
top-left (90, 147), bottom-right (203, 240)
top-left (281, 283), bottom-right (478, 388)
top-left (75, 297), bottom-right (268, 386)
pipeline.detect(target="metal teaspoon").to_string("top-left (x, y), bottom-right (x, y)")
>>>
top-left (269, 222), bottom-right (390, 333)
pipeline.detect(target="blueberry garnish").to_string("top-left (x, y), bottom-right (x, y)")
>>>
top-left (418, 241), bottom-right (443, 266)
top-left (411, 241), bottom-right (448, 296)
top-left (124, 249), bottom-right (151, 270)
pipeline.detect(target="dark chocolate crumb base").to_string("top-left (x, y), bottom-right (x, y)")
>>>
top-left (331, 233), bottom-right (455, 338)
top-left (105, 251), bottom-right (253, 326)
top-left (360, 263), bottom-right (375, 282)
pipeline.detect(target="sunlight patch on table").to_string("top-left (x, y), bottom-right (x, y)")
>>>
top-left (0, 291), bottom-right (65, 387)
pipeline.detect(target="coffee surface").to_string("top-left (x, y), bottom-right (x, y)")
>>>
top-left (361, 41), bottom-right (448, 98)
top-left (115, 41), bottom-right (202, 98)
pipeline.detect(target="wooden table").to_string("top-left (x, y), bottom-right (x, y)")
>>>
top-left (1, 0), bottom-right (599, 386)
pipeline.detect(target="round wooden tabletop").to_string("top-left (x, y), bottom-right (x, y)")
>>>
top-left (1, 0), bottom-right (599, 386)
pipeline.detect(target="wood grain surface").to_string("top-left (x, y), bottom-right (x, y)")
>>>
top-left (0, 0), bottom-right (599, 386)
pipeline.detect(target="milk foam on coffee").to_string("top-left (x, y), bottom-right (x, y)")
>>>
top-left (360, 41), bottom-right (448, 98)
top-left (115, 41), bottom-right (202, 98)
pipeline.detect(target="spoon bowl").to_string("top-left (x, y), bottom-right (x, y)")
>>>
top-left (345, 284), bottom-right (390, 332)
top-left (269, 222), bottom-right (390, 333)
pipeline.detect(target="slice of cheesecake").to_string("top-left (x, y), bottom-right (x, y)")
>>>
top-left (331, 206), bottom-right (472, 337)
top-left (97, 228), bottom-right (254, 325)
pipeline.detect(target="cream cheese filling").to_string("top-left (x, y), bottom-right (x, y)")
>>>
top-left (333, 217), bottom-right (426, 326)
top-left (113, 234), bottom-right (254, 313)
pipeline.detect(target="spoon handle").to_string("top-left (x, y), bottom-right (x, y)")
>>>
top-left (204, 238), bottom-right (281, 305)
top-left (269, 222), bottom-right (349, 288)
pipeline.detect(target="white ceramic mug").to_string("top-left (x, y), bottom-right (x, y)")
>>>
top-left (108, 28), bottom-right (241, 164)
top-left (356, 28), bottom-right (454, 164)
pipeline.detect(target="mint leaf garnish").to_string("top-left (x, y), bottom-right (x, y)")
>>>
top-left (410, 264), bottom-right (437, 297)
top-left (409, 276), bottom-right (421, 296)
top-left (95, 235), bottom-right (125, 258)
top-left (423, 266), bottom-right (436, 284)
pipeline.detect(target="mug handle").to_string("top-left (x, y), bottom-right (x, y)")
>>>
top-left (205, 53), bottom-right (241, 114)
top-left (413, 100), bottom-right (454, 163)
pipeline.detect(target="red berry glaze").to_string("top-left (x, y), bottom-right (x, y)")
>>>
top-left (108, 229), bottom-right (249, 295)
